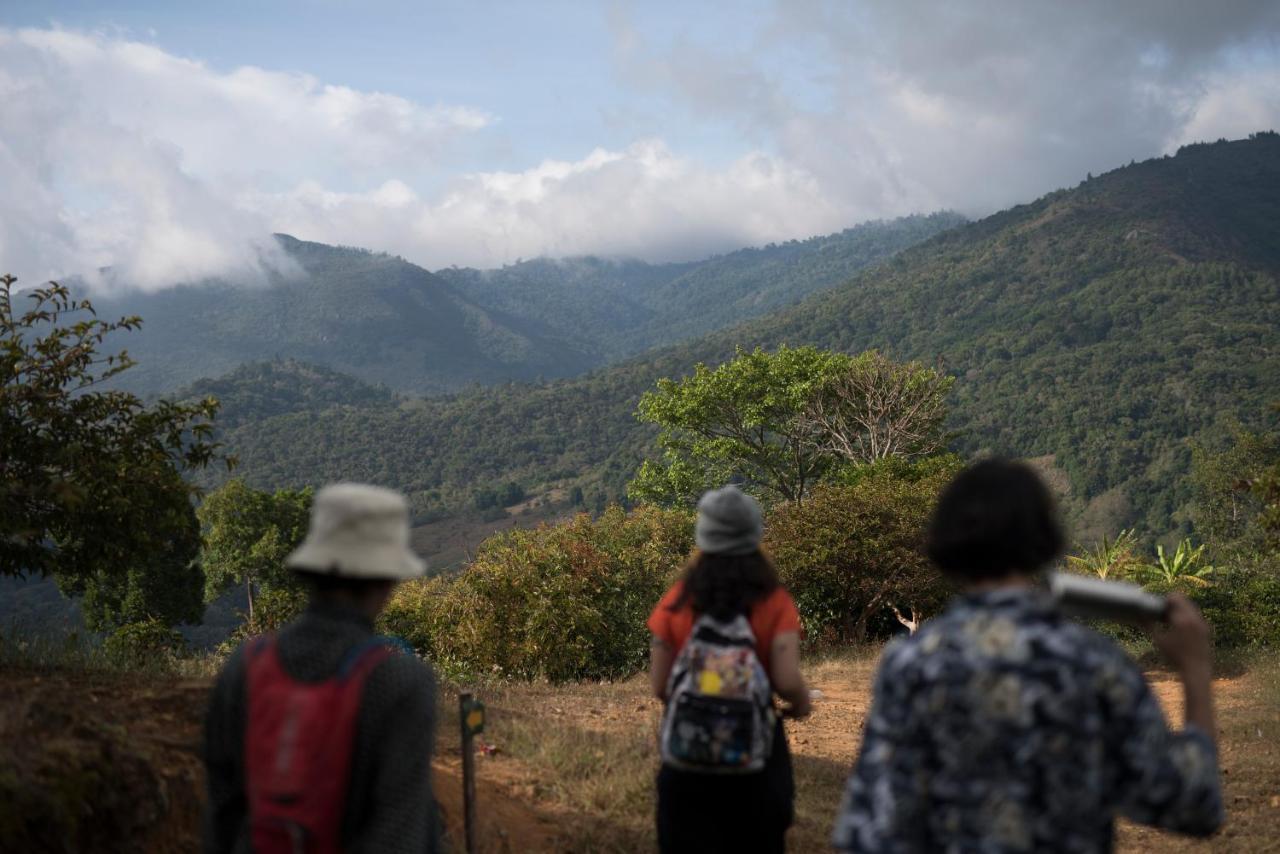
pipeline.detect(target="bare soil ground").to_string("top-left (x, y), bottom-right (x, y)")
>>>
top-left (1, 654), bottom-right (1276, 852)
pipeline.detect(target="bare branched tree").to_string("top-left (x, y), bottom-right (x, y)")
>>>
top-left (800, 351), bottom-right (954, 464)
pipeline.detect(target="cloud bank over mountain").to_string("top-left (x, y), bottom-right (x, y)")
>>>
top-left (1, 0), bottom-right (1278, 289)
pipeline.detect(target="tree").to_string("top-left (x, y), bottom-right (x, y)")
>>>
top-left (198, 479), bottom-right (312, 628)
top-left (629, 346), bottom-right (848, 505)
top-left (1189, 426), bottom-right (1279, 556)
top-left (77, 468), bottom-right (206, 631)
top-left (765, 458), bottom-right (960, 645)
top-left (800, 351), bottom-right (953, 464)
top-left (1136, 539), bottom-right (1215, 590)
top-left (1, 275), bottom-right (223, 627)
top-left (1066, 529), bottom-right (1142, 580)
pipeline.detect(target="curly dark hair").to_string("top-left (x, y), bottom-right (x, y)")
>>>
top-left (670, 550), bottom-right (780, 620)
top-left (926, 458), bottom-right (1064, 580)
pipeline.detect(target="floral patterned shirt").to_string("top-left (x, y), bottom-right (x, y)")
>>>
top-left (832, 588), bottom-right (1222, 852)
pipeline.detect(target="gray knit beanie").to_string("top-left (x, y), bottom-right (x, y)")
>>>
top-left (695, 485), bottom-right (764, 556)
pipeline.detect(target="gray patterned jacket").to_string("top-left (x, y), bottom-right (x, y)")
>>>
top-left (832, 588), bottom-right (1223, 852)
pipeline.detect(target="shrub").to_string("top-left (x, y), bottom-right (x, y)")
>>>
top-left (215, 586), bottom-right (309, 656)
top-left (1191, 563), bottom-right (1280, 648)
top-left (766, 459), bottom-right (959, 646)
top-left (381, 505), bottom-right (693, 682)
top-left (103, 618), bottom-right (186, 667)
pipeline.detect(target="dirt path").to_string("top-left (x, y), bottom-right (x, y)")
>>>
top-left (2, 657), bottom-right (1275, 852)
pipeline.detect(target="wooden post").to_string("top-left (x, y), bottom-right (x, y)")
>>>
top-left (459, 692), bottom-right (484, 854)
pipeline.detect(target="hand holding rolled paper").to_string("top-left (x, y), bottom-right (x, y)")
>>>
top-left (1047, 572), bottom-right (1169, 624)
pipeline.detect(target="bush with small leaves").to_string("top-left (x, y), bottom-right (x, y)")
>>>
top-left (103, 618), bottom-right (186, 667)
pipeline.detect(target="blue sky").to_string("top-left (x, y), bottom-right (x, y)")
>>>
top-left (2, 1), bottom-right (1278, 287)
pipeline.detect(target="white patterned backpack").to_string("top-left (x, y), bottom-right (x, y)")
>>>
top-left (660, 613), bottom-right (775, 773)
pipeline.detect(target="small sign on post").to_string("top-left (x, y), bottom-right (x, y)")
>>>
top-left (459, 692), bottom-right (486, 854)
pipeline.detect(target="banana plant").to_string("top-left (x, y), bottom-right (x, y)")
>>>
top-left (1066, 529), bottom-right (1140, 580)
top-left (1139, 539), bottom-right (1216, 589)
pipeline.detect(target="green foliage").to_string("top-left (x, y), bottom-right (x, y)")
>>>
top-left (102, 617), bottom-right (186, 666)
top-left (380, 505), bottom-right (694, 681)
top-left (183, 359), bottom-right (396, 428)
top-left (1065, 529), bottom-right (1142, 580)
top-left (197, 479), bottom-right (312, 629)
top-left (765, 458), bottom-right (961, 645)
top-left (474, 482), bottom-right (526, 510)
top-left (1136, 539), bottom-right (1216, 590)
top-left (1, 275), bottom-right (224, 630)
top-left (1187, 405), bottom-right (1280, 647)
top-left (440, 213), bottom-right (968, 363)
top-left (631, 346), bottom-right (849, 505)
top-left (78, 508), bottom-right (206, 633)
top-left (1192, 567), bottom-right (1280, 649)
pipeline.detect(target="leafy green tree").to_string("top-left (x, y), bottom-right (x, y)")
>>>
top-left (766, 458), bottom-right (961, 645)
top-left (630, 346), bottom-right (848, 505)
top-left (1189, 426), bottom-right (1279, 557)
top-left (801, 350), bottom-right (954, 463)
top-left (1066, 529), bottom-right (1142, 580)
top-left (77, 472), bottom-right (206, 631)
top-left (198, 479), bottom-right (312, 627)
top-left (1186, 406), bottom-right (1280, 647)
top-left (1137, 539), bottom-right (1215, 590)
top-left (1246, 409), bottom-right (1280, 545)
top-left (1, 275), bottom-right (223, 628)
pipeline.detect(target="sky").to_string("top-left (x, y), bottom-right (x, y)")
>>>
top-left (2, 0), bottom-right (1279, 290)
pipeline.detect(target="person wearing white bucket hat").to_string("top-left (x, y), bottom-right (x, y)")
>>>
top-left (202, 483), bottom-right (440, 853)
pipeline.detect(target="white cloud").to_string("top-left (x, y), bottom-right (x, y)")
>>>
top-left (611, 0), bottom-right (1280, 219)
top-left (0, 27), bottom-right (489, 290)
top-left (1, 9), bottom-right (1278, 289)
top-left (247, 140), bottom-right (849, 268)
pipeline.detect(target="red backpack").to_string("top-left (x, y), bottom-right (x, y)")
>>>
top-left (245, 635), bottom-right (394, 853)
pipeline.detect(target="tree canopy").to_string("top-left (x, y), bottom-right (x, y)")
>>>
top-left (198, 478), bottom-right (313, 630)
top-left (1, 275), bottom-right (224, 627)
top-left (629, 346), bottom-right (953, 506)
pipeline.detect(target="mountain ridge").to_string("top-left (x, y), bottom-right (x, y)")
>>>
top-left (90, 215), bottom-right (962, 396)
top-left (197, 133), bottom-right (1280, 552)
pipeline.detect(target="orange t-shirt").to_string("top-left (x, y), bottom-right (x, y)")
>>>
top-left (646, 582), bottom-right (802, 674)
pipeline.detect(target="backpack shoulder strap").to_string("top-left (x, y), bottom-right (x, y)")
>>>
top-left (689, 612), bottom-right (757, 647)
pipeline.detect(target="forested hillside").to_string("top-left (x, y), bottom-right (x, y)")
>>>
top-left (202, 134), bottom-right (1280, 547)
top-left (436, 213), bottom-right (966, 360)
top-left (91, 237), bottom-right (594, 395)
top-left (94, 215), bottom-right (958, 396)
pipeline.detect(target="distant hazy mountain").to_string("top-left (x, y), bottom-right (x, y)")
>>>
top-left (435, 212), bottom-right (967, 360)
top-left (91, 214), bottom-right (964, 396)
top-left (204, 133), bottom-right (1280, 545)
top-left (91, 237), bottom-right (594, 396)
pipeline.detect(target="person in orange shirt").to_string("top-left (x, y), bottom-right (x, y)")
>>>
top-left (648, 485), bottom-right (812, 853)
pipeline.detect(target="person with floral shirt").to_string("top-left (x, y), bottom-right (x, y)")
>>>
top-left (832, 459), bottom-right (1223, 852)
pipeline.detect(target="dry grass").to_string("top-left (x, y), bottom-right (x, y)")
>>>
top-left (439, 648), bottom-right (1280, 852)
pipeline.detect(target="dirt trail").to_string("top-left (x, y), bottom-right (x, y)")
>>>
top-left (2, 660), bottom-right (1275, 852)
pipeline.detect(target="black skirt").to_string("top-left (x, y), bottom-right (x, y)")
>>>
top-left (655, 718), bottom-right (795, 854)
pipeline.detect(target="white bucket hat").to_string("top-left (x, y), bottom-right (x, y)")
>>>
top-left (285, 483), bottom-right (426, 581)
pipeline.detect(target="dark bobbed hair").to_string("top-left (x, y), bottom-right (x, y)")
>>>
top-left (670, 550), bottom-right (780, 621)
top-left (926, 458), bottom-right (1064, 581)
top-left (295, 570), bottom-right (396, 596)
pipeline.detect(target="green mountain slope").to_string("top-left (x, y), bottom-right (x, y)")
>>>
top-left (436, 213), bottom-right (966, 360)
top-left (205, 133), bottom-right (1280, 546)
top-left (97, 215), bottom-right (959, 397)
top-left (93, 237), bottom-right (595, 396)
